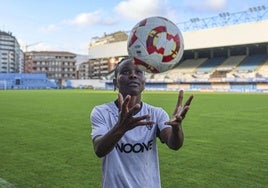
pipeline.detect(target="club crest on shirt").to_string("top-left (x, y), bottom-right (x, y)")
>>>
top-left (146, 124), bottom-right (153, 130)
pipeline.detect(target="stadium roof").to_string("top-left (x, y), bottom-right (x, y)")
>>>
top-left (88, 19), bottom-right (268, 59)
top-left (184, 19), bottom-right (268, 50)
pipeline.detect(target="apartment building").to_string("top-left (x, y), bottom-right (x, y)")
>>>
top-left (78, 60), bottom-right (93, 79)
top-left (0, 30), bottom-right (22, 73)
top-left (87, 31), bottom-right (128, 78)
top-left (24, 51), bottom-right (77, 80)
top-left (89, 31), bottom-right (128, 47)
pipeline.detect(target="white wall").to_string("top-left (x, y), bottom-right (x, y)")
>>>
top-left (69, 79), bottom-right (105, 89)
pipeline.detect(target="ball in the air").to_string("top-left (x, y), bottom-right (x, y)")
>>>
top-left (127, 16), bottom-right (184, 73)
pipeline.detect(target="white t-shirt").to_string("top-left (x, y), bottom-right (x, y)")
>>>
top-left (90, 101), bottom-right (171, 188)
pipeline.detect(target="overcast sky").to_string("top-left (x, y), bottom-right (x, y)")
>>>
top-left (0, 0), bottom-right (267, 54)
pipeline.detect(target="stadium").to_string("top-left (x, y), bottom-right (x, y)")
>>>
top-left (88, 7), bottom-right (268, 92)
top-left (1, 5), bottom-right (268, 188)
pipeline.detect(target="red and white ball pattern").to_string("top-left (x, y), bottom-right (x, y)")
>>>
top-left (127, 16), bottom-right (184, 73)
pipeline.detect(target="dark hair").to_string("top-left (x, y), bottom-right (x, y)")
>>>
top-left (114, 57), bottom-right (132, 78)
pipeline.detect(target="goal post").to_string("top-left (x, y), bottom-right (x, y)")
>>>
top-left (0, 80), bottom-right (7, 90)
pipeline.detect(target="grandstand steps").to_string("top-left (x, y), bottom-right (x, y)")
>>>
top-left (226, 55), bottom-right (266, 78)
top-left (236, 54), bottom-right (267, 72)
top-left (257, 58), bottom-right (268, 77)
top-left (216, 55), bottom-right (246, 72)
top-left (210, 70), bottom-right (227, 78)
top-left (173, 58), bottom-right (208, 72)
top-left (196, 57), bottom-right (225, 73)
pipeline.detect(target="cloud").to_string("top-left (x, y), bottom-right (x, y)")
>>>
top-left (187, 0), bottom-right (227, 12)
top-left (114, 0), bottom-right (171, 21)
top-left (29, 42), bottom-right (50, 51)
top-left (65, 10), bottom-right (117, 27)
top-left (17, 38), bottom-right (44, 51)
top-left (38, 10), bottom-right (118, 36)
top-left (40, 24), bottom-right (60, 33)
top-left (204, 0), bottom-right (227, 11)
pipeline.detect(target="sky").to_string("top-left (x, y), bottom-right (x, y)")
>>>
top-left (1, 0), bottom-right (267, 55)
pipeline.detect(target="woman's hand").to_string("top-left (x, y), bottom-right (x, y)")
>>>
top-left (117, 93), bottom-right (155, 132)
top-left (165, 90), bottom-right (194, 127)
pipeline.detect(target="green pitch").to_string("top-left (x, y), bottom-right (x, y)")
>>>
top-left (0, 90), bottom-right (267, 188)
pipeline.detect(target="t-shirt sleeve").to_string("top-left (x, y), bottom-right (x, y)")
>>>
top-left (157, 108), bottom-right (171, 131)
top-left (155, 108), bottom-right (171, 143)
top-left (90, 106), bottom-right (109, 140)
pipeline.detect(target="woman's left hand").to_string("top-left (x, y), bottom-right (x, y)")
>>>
top-left (165, 90), bottom-right (194, 127)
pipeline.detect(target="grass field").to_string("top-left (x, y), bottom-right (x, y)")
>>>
top-left (0, 90), bottom-right (267, 188)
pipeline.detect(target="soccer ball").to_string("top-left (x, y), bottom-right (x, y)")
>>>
top-left (127, 16), bottom-right (184, 73)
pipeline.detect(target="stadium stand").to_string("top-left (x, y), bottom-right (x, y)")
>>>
top-left (216, 55), bottom-right (246, 72)
top-left (196, 57), bottom-right (225, 73)
top-left (167, 58), bottom-right (208, 81)
top-left (257, 59), bottom-right (268, 77)
top-left (226, 55), bottom-right (268, 78)
top-left (0, 73), bottom-right (57, 89)
top-left (236, 54), bottom-right (267, 72)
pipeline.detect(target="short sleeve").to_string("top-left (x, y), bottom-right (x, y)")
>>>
top-left (156, 108), bottom-right (171, 143)
top-left (90, 106), bottom-right (109, 140)
top-left (156, 108), bottom-right (171, 131)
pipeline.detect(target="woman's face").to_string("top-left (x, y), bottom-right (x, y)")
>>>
top-left (113, 59), bottom-right (145, 97)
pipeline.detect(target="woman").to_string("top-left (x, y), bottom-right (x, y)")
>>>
top-left (90, 58), bottom-right (194, 188)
